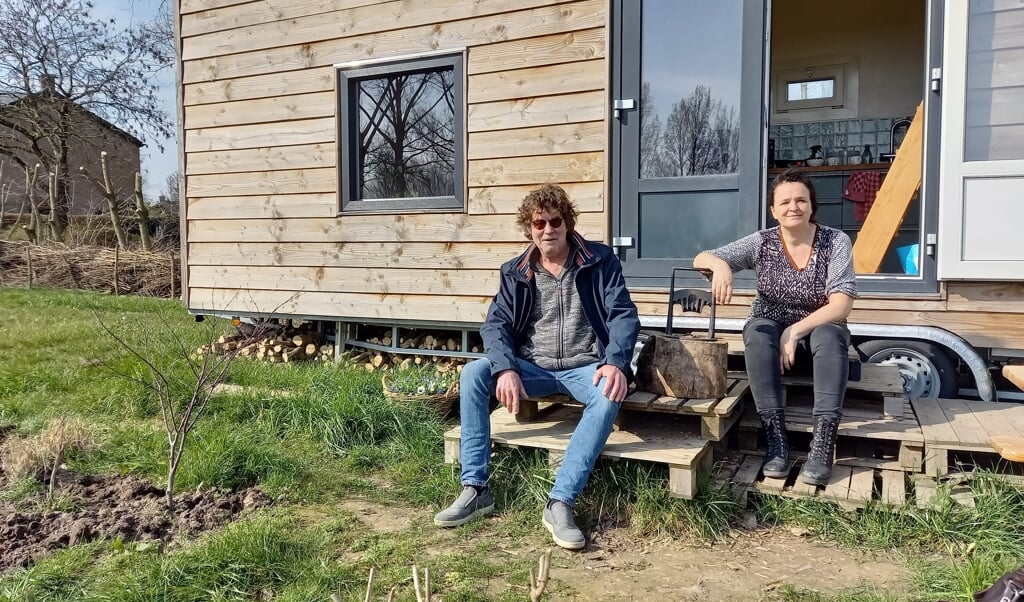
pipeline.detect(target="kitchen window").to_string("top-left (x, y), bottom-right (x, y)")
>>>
top-left (775, 64), bottom-right (847, 112)
top-left (336, 51), bottom-right (465, 212)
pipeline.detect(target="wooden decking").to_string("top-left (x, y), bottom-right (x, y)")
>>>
top-left (517, 380), bottom-right (750, 441)
top-left (444, 405), bottom-right (714, 499)
top-left (912, 397), bottom-right (1024, 475)
top-left (441, 362), bottom-right (1024, 509)
top-left (725, 454), bottom-right (908, 510)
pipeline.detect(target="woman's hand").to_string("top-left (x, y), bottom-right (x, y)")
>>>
top-left (710, 265), bottom-right (734, 305)
top-left (779, 326), bottom-right (798, 373)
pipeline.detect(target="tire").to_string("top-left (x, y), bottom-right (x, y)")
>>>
top-left (856, 339), bottom-right (959, 399)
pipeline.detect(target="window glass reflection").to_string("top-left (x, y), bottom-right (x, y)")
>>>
top-left (639, 0), bottom-right (743, 178)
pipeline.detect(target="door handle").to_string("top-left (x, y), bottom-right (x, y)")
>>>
top-left (613, 98), bottom-right (636, 119)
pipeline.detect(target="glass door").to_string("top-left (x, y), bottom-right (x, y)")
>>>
top-left (612, 0), bottom-right (767, 287)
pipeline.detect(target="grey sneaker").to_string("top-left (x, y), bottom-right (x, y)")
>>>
top-left (434, 486), bottom-right (494, 527)
top-left (542, 500), bottom-right (586, 550)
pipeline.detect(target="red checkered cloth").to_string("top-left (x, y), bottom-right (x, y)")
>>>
top-left (843, 171), bottom-right (882, 222)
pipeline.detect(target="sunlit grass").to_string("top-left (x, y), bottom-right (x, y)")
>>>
top-left (2, 288), bottom-right (1023, 602)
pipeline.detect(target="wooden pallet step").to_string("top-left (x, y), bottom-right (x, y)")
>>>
top-left (739, 409), bottom-right (924, 443)
top-left (782, 387), bottom-right (910, 415)
top-left (524, 380), bottom-right (749, 418)
top-left (911, 397), bottom-right (1024, 476)
top-left (728, 363), bottom-right (903, 395)
top-left (715, 331), bottom-right (864, 382)
top-left (444, 406), bottom-right (713, 500)
top-left (742, 454), bottom-right (908, 510)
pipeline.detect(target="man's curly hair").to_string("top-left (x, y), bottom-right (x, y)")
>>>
top-left (515, 184), bottom-right (580, 239)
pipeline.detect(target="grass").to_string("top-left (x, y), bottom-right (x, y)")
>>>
top-left (755, 472), bottom-right (1024, 601)
top-left (0, 287), bottom-right (1022, 601)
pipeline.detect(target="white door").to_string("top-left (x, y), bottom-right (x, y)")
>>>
top-left (938, 0), bottom-right (1024, 280)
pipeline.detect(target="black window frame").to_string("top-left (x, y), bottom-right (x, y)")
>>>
top-left (336, 52), bottom-right (465, 214)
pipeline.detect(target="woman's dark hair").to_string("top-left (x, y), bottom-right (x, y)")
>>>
top-left (770, 168), bottom-right (817, 222)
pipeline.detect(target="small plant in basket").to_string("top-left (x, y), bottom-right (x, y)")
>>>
top-left (382, 364), bottom-right (460, 416)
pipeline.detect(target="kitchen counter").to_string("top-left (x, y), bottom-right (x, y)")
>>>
top-left (768, 162), bottom-right (891, 175)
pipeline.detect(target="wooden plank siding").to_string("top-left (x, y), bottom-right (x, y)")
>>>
top-left (629, 290), bottom-right (1024, 351)
top-left (181, 0), bottom-right (609, 321)
top-left (180, 0), bottom-right (1024, 353)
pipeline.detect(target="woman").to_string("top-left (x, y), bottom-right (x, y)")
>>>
top-left (693, 169), bottom-right (857, 485)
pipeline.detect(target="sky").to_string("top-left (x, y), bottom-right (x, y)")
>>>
top-left (641, 1), bottom-right (743, 122)
top-left (90, 0), bottom-right (177, 199)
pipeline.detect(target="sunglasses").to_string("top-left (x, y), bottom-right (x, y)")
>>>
top-left (531, 217), bottom-right (564, 230)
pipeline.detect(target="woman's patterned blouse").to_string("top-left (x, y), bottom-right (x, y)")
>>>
top-left (707, 224), bottom-right (858, 327)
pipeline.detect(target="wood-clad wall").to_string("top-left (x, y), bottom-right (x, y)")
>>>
top-left (180, 0), bottom-right (1024, 353)
top-left (632, 282), bottom-right (1024, 351)
top-left (180, 0), bottom-right (608, 323)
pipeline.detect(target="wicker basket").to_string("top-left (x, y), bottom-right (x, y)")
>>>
top-left (381, 375), bottom-right (459, 416)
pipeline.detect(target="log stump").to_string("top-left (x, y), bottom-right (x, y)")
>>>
top-left (636, 332), bottom-right (728, 398)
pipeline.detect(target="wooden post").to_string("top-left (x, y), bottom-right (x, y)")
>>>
top-left (25, 244), bottom-right (32, 288)
top-left (134, 172), bottom-right (153, 251)
top-left (113, 246), bottom-right (120, 296)
top-left (169, 252), bottom-right (176, 299)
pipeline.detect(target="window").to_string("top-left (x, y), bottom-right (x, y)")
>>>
top-left (337, 52), bottom-right (465, 212)
top-left (775, 64), bottom-right (847, 112)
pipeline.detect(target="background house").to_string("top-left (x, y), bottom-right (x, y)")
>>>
top-left (0, 92), bottom-right (143, 219)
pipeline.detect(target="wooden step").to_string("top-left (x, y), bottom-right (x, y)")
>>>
top-left (739, 404), bottom-right (924, 443)
top-left (517, 380), bottom-right (750, 441)
top-left (444, 406), bottom-right (713, 500)
top-left (1002, 364), bottom-right (1024, 391)
top-left (728, 363), bottom-right (903, 395)
top-left (911, 397), bottom-right (1024, 475)
top-left (713, 331), bottom-right (862, 381)
top-left (727, 454), bottom-right (909, 510)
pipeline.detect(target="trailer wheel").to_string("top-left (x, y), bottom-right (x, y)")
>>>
top-left (857, 339), bottom-right (958, 399)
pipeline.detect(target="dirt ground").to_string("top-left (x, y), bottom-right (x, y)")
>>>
top-left (343, 500), bottom-right (911, 601)
top-left (0, 425), bottom-right (272, 571)
top-left (0, 409), bottom-right (907, 599)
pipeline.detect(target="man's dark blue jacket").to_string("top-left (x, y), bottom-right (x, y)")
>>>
top-left (480, 232), bottom-right (641, 380)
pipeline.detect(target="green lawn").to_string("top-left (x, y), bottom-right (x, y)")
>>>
top-left (0, 288), bottom-right (1021, 601)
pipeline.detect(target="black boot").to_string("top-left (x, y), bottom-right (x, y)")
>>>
top-left (758, 409), bottom-right (789, 478)
top-left (799, 415), bottom-right (841, 486)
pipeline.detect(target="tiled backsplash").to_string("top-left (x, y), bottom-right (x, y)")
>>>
top-left (770, 117), bottom-right (909, 162)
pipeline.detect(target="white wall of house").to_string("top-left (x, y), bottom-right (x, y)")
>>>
top-left (770, 0), bottom-right (926, 123)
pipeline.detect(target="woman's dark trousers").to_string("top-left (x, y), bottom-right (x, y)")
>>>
top-left (743, 317), bottom-right (849, 483)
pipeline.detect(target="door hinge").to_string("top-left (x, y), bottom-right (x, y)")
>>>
top-left (612, 236), bottom-right (634, 261)
top-left (926, 233), bottom-right (937, 256)
top-left (931, 67), bottom-right (942, 93)
top-left (613, 98), bottom-right (636, 120)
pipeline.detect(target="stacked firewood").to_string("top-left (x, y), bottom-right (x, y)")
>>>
top-left (195, 321), bottom-right (334, 364)
top-left (346, 331), bottom-right (482, 374)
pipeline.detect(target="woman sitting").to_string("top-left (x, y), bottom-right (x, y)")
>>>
top-left (693, 169), bottom-right (858, 485)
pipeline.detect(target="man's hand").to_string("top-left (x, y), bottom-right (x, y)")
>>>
top-left (779, 326), bottom-right (799, 373)
top-left (495, 369), bottom-right (527, 414)
top-left (594, 364), bottom-right (628, 402)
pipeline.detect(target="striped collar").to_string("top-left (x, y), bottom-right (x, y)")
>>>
top-left (512, 232), bottom-right (596, 280)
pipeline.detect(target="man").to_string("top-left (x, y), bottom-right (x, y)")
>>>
top-left (434, 184), bottom-right (640, 550)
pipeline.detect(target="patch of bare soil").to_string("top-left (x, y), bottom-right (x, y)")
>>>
top-left (556, 526), bottom-right (909, 601)
top-left (349, 501), bottom-right (909, 601)
top-left (0, 425), bottom-right (271, 571)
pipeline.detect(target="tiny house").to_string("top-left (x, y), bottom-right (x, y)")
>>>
top-left (177, 0), bottom-right (1024, 401)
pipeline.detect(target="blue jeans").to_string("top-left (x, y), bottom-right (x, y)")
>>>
top-left (458, 358), bottom-right (620, 506)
